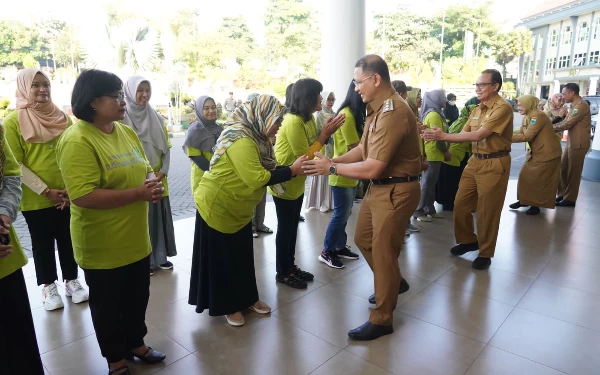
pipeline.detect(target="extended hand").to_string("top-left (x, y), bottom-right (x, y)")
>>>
top-left (302, 152), bottom-right (333, 176)
top-left (422, 127), bottom-right (443, 141)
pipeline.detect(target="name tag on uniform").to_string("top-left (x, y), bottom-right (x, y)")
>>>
top-left (369, 122), bottom-right (375, 132)
top-left (473, 117), bottom-right (479, 120)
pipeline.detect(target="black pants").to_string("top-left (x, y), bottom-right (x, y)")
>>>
top-left (23, 207), bottom-right (78, 285)
top-left (273, 194), bottom-right (304, 275)
top-left (0, 269), bottom-right (44, 375)
top-left (83, 256), bottom-right (150, 364)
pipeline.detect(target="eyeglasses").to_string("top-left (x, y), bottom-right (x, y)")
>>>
top-left (473, 82), bottom-right (494, 89)
top-left (353, 74), bottom-right (375, 87)
top-left (106, 93), bottom-right (125, 102)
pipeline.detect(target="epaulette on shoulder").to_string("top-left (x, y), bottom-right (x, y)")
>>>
top-left (382, 98), bottom-right (394, 113)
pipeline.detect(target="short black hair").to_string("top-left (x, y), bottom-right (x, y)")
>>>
top-left (337, 80), bottom-right (366, 136)
top-left (392, 80), bottom-right (408, 93)
top-left (284, 83), bottom-right (294, 108)
top-left (563, 83), bottom-right (580, 95)
top-left (290, 78), bottom-right (323, 122)
top-left (355, 54), bottom-right (391, 83)
top-left (71, 69), bottom-right (122, 122)
top-left (481, 69), bottom-right (503, 92)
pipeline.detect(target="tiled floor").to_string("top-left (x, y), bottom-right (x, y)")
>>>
top-left (25, 179), bottom-right (600, 375)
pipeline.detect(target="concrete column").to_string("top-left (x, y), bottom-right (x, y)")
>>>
top-left (319, 0), bottom-right (366, 111)
top-left (555, 20), bottom-right (564, 64)
top-left (539, 26), bottom-right (549, 80)
top-left (554, 80), bottom-right (561, 94)
top-left (570, 16), bottom-right (578, 67)
top-left (586, 12), bottom-right (596, 64)
top-left (590, 77), bottom-right (599, 95)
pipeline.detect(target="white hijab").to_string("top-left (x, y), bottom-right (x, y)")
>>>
top-left (122, 76), bottom-right (169, 168)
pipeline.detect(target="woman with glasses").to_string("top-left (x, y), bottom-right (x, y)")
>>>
top-left (305, 90), bottom-right (336, 213)
top-left (269, 78), bottom-right (345, 289)
top-left (57, 69), bottom-right (166, 375)
top-left (4, 68), bottom-right (88, 311)
top-left (123, 76), bottom-right (177, 276)
top-left (189, 95), bottom-right (305, 326)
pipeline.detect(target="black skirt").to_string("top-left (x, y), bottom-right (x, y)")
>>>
top-left (188, 211), bottom-right (259, 316)
top-left (436, 154), bottom-right (469, 211)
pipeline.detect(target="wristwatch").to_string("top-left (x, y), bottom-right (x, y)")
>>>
top-left (329, 163), bottom-right (337, 175)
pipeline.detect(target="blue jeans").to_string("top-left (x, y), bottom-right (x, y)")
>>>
top-left (324, 186), bottom-right (356, 252)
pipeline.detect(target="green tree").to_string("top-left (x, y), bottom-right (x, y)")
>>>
top-left (492, 27), bottom-right (532, 78)
top-left (53, 27), bottom-right (84, 69)
top-left (0, 21), bottom-right (48, 66)
top-left (217, 16), bottom-right (256, 66)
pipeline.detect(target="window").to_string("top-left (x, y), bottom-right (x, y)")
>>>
top-left (559, 55), bottom-right (570, 68)
top-left (546, 57), bottom-right (557, 71)
top-left (578, 22), bottom-right (590, 42)
top-left (549, 30), bottom-right (558, 47)
top-left (563, 25), bottom-right (572, 44)
top-left (574, 53), bottom-right (587, 66)
top-left (589, 50), bottom-right (600, 64)
top-left (535, 60), bottom-right (540, 80)
top-left (594, 19), bottom-right (600, 39)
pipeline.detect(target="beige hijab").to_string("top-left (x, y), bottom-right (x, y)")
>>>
top-left (16, 68), bottom-right (69, 143)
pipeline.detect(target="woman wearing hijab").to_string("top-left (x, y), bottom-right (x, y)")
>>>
top-left (414, 90), bottom-right (450, 222)
top-left (544, 93), bottom-right (565, 119)
top-left (4, 68), bottom-right (88, 311)
top-left (406, 87), bottom-right (422, 119)
top-left (123, 76), bottom-right (177, 275)
top-left (0, 113), bottom-right (45, 375)
top-left (183, 96), bottom-right (223, 192)
top-left (509, 95), bottom-right (562, 215)
top-left (444, 93), bottom-right (459, 125)
top-left (188, 95), bottom-right (305, 327)
top-left (305, 90), bottom-right (335, 212)
top-left (436, 97), bottom-right (479, 211)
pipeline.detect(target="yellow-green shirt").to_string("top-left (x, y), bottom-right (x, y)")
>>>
top-left (186, 146), bottom-right (213, 192)
top-left (329, 107), bottom-right (360, 188)
top-left (0, 134), bottom-right (27, 280)
top-left (195, 138), bottom-right (271, 233)
top-left (56, 121), bottom-right (154, 270)
top-left (3, 110), bottom-right (72, 211)
top-left (269, 114), bottom-right (318, 200)
top-left (423, 111), bottom-right (447, 162)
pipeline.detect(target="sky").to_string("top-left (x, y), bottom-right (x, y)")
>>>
top-left (2, 0), bottom-right (545, 37)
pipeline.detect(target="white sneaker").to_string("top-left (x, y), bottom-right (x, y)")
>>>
top-left (416, 215), bottom-right (432, 222)
top-left (65, 279), bottom-right (89, 304)
top-left (407, 223), bottom-right (420, 232)
top-left (42, 283), bottom-right (64, 311)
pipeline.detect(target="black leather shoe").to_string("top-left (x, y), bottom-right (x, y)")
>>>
top-left (125, 347), bottom-right (166, 364)
top-left (108, 366), bottom-right (130, 375)
top-left (348, 321), bottom-right (393, 341)
top-left (509, 201), bottom-right (527, 209)
top-left (450, 242), bottom-right (479, 256)
top-left (556, 196), bottom-right (564, 203)
top-left (472, 257), bottom-right (491, 270)
top-left (525, 206), bottom-right (540, 215)
top-left (368, 278), bottom-right (410, 304)
top-left (556, 200), bottom-right (575, 207)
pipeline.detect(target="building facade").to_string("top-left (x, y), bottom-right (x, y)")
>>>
top-left (519, 0), bottom-right (600, 98)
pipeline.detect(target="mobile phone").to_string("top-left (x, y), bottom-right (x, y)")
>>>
top-left (0, 233), bottom-right (10, 245)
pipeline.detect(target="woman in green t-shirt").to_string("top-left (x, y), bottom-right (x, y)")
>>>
top-left (188, 95), bottom-right (305, 327)
top-left (0, 121), bottom-right (45, 374)
top-left (414, 90), bottom-right (451, 222)
top-left (57, 70), bottom-right (166, 375)
top-left (123, 76), bottom-right (177, 276)
top-left (269, 78), bottom-right (345, 289)
top-left (5, 68), bottom-right (89, 312)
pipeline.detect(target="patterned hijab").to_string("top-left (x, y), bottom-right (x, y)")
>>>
top-left (406, 87), bottom-right (421, 118)
top-left (543, 93), bottom-right (564, 117)
top-left (210, 95), bottom-right (286, 170)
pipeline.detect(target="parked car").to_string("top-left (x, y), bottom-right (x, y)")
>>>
top-left (592, 113), bottom-right (597, 140)
top-left (583, 95), bottom-right (600, 115)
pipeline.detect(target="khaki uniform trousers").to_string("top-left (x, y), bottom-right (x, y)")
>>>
top-left (354, 181), bottom-right (420, 326)
top-left (558, 148), bottom-right (588, 202)
top-left (454, 156), bottom-right (510, 258)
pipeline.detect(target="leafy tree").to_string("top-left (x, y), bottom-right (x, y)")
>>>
top-left (492, 27), bottom-right (532, 78)
top-left (0, 21), bottom-right (48, 66)
top-left (217, 17), bottom-right (256, 66)
top-left (53, 27), bottom-right (84, 69)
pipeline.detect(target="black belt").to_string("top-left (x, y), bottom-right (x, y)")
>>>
top-left (473, 151), bottom-right (510, 159)
top-left (370, 176), bottom-right (419, 185)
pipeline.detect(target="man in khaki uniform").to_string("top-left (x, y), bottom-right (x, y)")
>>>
top-left (304, 55), bottom-right (421, 341)
top-left (553, 83), bottom-right (591, 206)
top-left (423, 69), bottom-right (513, 270)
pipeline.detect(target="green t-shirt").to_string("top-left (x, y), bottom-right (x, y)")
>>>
top-left (423, 111), bottom-right (447, 162)
top-left (0, 134), bottom-right (27, 280)
top-left (329, 107), bottom-right (360, 188)
top-left (186, 146), bottom-right (213, 193)
top-left (195, 138), bottom-right (271, 233)
top-left (3, 110), bottom-right (72, 211)
top-left (269, 114), bottom-right (318, 200)
top-left (56, 121), bottom-right (154, 270)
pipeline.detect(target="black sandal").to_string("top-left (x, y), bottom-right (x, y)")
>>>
top-left (125, 346), bottom-right (166, 364)
top-left (108, 366), bottom-right (130, 375)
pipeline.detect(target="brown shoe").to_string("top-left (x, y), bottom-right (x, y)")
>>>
top-left (225, 312), bottom-right (245, 326)
top-left (249, 301), bottom-right (271, 314)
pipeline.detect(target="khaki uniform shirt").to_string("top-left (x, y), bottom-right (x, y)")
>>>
top-left (463, 95), bottom-right (514, 154)
top-left (513, 110), bottom-right (562, 162)
top-left (361, 88), bottom-right (421, 178)
top-left (554, 97), bottom-right (591, 149)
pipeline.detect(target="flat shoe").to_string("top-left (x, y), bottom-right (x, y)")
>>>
top-left (125, 347), bottom-right (166, 364)
top-left (226, 312), bottom-right (245, 326)
top-left (416, 215), bottom-right (432, 222)
top-left (348, 321), bottom-right (393, 341)
top-left (249, 301), bottom-right (271, 314)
